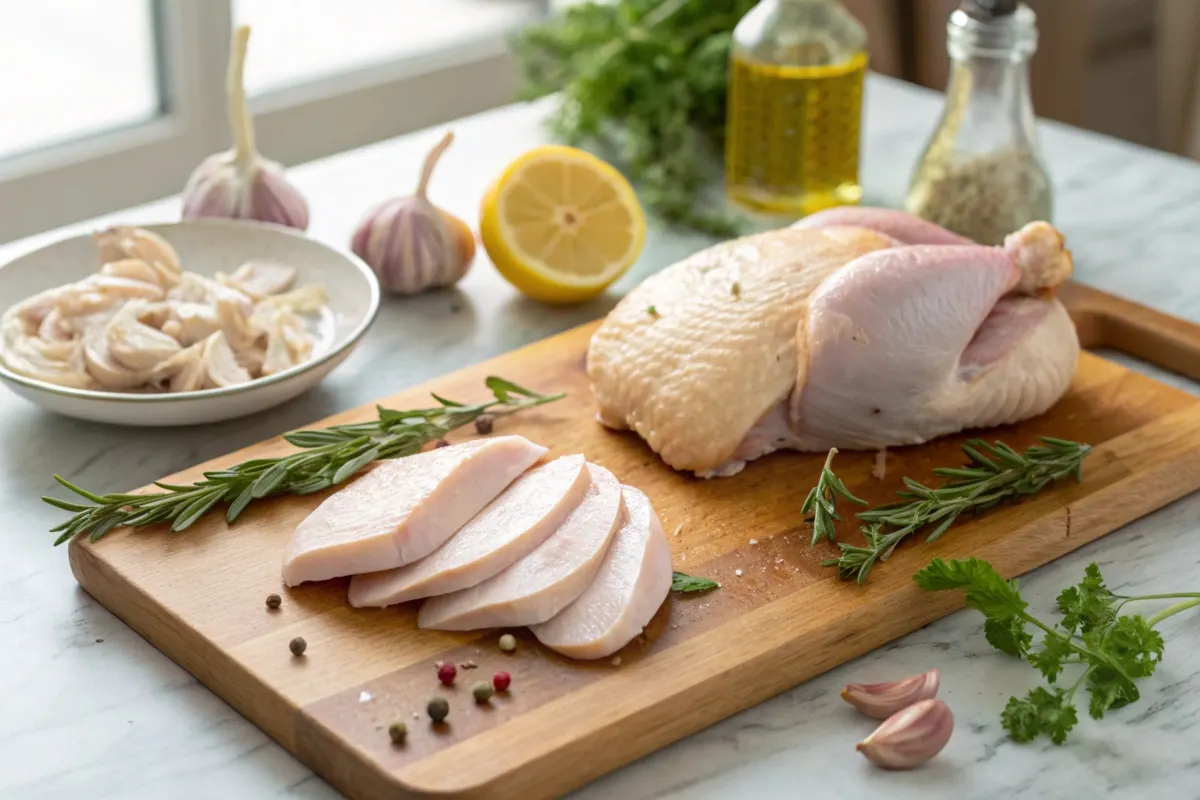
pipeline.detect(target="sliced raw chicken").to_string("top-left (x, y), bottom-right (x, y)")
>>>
top-left (348, 454), bottom-right (591, 607)
top-left (531, 486), bottom-right (672, 660)
top-left (282, 436), bottom-right (547, 586)
top-left (418, 463), bottom-right (624, 630)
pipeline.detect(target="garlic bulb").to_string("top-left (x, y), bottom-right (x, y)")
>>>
top-left (181, 26), bottom-right (309, 231)
top-left (350, 131), bottom-right (475, 295)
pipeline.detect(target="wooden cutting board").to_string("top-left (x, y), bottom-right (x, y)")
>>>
top-left (69, 283), bottom-right (1200, 800)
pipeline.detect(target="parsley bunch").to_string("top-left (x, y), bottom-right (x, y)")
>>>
top-left (915, 557), bottom-right (1200, 744)
top-left (511, 0), bottom-right (757, 235)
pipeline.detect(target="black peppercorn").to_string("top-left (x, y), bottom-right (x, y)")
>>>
top-left (289, 636), bottom-right (307, 656)
top-left (266, 593), bottom-right (282, 609)
top-left (427, 697), bottom-right (450, 723)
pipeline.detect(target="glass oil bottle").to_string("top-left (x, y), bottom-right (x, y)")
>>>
top-left (724, 0), bottom-right (868, 217)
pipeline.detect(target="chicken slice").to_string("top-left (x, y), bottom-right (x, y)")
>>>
top-left (200, 331), bottom-right (252, 388)
top-left (105, 303), bottom-right (182, 372)
top-left (282, 436), bottom-right (548, 586)
top-left (418, 463), bottom-right (624, 630)
top-left (348, 455), bottom-right (591, 607)
top-left (219, 259), bottom-right (296, 300)
top-left (531, 486), bottom-right (672, 660)
top-left (587, 225), bottom-right (896, 473)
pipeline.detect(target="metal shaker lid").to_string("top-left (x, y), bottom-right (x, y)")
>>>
top-left (960, 0), bottom-right (1019, 20)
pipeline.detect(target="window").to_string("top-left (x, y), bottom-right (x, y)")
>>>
top-left (0, 0), bottom-right (551, 244)
top-left (0, 0), bottom-right (160, 161)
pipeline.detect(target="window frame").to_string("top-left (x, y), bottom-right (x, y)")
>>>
top-left (0, 0), bottom-right (549, 243)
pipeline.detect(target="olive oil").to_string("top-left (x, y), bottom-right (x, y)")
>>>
top-left (724, 0), bottom-right (868, 217)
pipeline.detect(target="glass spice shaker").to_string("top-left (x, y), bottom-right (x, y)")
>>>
top-left (904, 0), bottom-right (1052, 245)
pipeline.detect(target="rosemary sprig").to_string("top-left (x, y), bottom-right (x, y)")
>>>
top-left (44, 376), bottom-right (565, 545)
top-left (822, 437), bottom-right (1091, 584)
top-left (801, 447), bottom-right (867, 547)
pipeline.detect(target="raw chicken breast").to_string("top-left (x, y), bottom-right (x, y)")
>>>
top-left (587, 208), bottom-right (1079, 476)
top-left (531, 486), bottom-right (672, 660)
top-left (282, 436), bottom-right (547, 586)
top-left (348, 454), bottom-right (591, 607)
top-left (417, 463), bottom-right (624, 630)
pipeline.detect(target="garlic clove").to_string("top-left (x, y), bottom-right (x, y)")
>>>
top-left (181, 26), bottom-right (309, 231)
top-left (857, 698), bottom-right (954, 770)
top-left (94, 227), bottom-right (182, 285)
top-left (842, 668), bottom-right (940, 719)
top-left (351, 131), bottom-right (474, 295)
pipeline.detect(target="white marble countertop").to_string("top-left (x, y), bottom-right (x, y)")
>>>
top-left (5, 75), bottom-right (1200, 800)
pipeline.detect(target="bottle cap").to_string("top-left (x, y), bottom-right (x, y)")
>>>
top-left (960, 0), bottom-right (1018, 20)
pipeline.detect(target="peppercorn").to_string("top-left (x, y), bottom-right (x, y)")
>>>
top-left (498, 633), bottom-right (517, 652)
top-left (472, 682), bottom-right (493, 703)
top-left (265, 593), bottom-right (282, 610)
top-left (388, 721), bottom-right (408, 744)
top-left (434, 439), bottom-right (451, 448)
top-left (427, 697), bottom-right (450, 723)
top-left (437, 662), bottom-right (457, 686)
top-left (289, 636), bottom-right (307, 656)
top-left (474, 414), bottom-right (494, 435)
top-left (493, 671), bottom-right (511, 692)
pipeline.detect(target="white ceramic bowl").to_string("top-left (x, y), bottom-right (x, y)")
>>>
top-left (0, 219), bottom-right (379, 426)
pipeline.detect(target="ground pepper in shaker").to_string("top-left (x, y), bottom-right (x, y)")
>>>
top-left (904, 0), bottom-right (1052, 245)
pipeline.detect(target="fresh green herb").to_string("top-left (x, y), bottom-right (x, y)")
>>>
top-left (730, 281), bottom-right (741, 297)
top-left (672, 571), bottom-right (719, 593)
top-left (512, 0), bottom-right (756, 235)
top-left (646, 305), bottom-right (659, 317)
top-left (914, 557), bottom-right (1200, 744)
top-left (823, 437), bottom-right (1091, 583)
top-left (43, 377), bottom-right (565, 545)
top-left (801, 447), bottom-right (867, 547)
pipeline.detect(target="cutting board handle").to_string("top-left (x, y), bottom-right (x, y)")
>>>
top-left (1060, 282), bottom-right (1200, 382)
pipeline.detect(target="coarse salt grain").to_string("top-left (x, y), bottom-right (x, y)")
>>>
top-left (735, 569), bottom-right (743, 577)
top-left (611, 656), bottom-right (622, 666)
top-left (749, 539), bottom-right (758, 545)
top-left (358, 691), bottom-right (373, 703)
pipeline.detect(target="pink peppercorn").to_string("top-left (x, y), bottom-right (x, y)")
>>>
top-left (493, 671), bottom-right (511, 692)
top-left (437, 662), bottom-right (457, 686)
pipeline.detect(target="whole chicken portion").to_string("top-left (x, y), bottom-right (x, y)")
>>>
top-left (587, 208), bottom-right (1079, 477)
top-left (0, 226), bottom-right (326, 393)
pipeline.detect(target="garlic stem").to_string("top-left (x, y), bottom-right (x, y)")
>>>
top-left (416, 132), bottom-right (454, 198)
top-left (227, 25), bottom-right (255, 170)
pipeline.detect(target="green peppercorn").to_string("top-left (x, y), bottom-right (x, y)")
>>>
top-left (472, 682), bottom-right (493, 703)
top-left (498, 633), bottom-right (517, 652)
top-left (265, 593), bottom-right (282, 610)
top-left (289, 636), bottom-right (307, 656)
top-left (427, 697), bottom-right (450, 723)
top-left (388, 721), bottom-right (407, 744)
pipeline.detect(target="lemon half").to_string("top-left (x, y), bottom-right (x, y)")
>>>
top-left (480, 146), bottom-right (646, 304)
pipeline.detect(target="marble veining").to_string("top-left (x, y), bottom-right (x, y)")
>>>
top-left (4, 75), bottom-right (1200, 799)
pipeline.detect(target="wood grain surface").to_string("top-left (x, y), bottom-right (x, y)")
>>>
top-left (68, 282), bottom-right (1200, 800)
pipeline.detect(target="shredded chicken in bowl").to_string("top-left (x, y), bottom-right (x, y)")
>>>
top-left (0, 225), bottom-right (328, 393)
